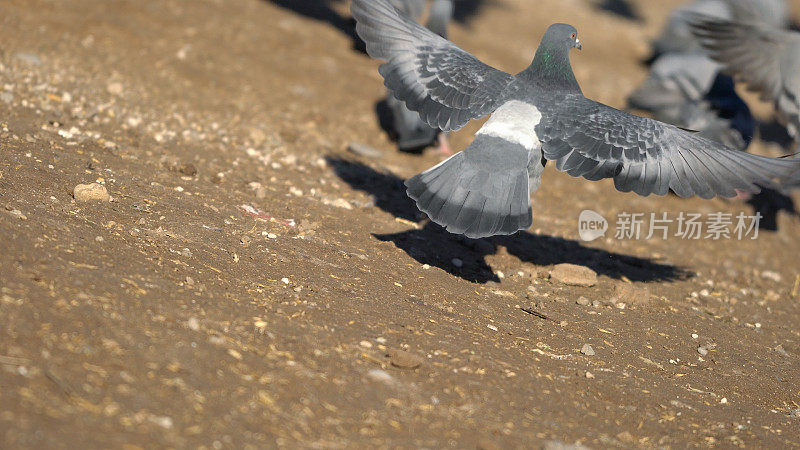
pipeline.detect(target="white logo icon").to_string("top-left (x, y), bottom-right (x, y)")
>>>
top-left (578, 210), bottom-right (608, 242)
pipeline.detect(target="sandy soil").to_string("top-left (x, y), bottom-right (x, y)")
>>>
top-left (1, 0), bottom-right (800, 447)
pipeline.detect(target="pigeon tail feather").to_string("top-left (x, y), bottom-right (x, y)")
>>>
top-left (405, 138), bottom-right (533, 239)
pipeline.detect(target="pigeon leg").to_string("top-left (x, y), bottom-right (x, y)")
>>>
top-left (435, 133), bottom-right (453, 156)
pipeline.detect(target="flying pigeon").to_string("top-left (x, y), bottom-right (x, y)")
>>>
top-left (689, 9), bottom-right (800, 142)
top-left (351, 0), bottom-right (800, 239)
top-left (628, 52), bottom-right (754, 150)
top-left (385, 0), bottom-right (454, 153)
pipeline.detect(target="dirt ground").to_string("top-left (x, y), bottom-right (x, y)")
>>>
top-left (2, 0), bottom-right (800, 448)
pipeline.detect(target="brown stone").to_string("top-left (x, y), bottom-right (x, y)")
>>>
top-left (549, 263), bottom-right (597, 287)
top-left (387, 348), bottom-right (424, 369)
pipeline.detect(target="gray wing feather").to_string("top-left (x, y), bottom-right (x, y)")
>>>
top-left (351, 0), bottom-right (515, 131)
top-left (388, 0), bottom-right (425, 18)
top-left (537, 95), bottom-right (800, 198)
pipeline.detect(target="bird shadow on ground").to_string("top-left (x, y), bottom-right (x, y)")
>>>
top-left (593, 0), bottom-right (641, 21)
top-left (328, 155), bottom-right (692, 284)
top-left (326, 156), bottom-right (420, 222)
top-left (265, 0), bottom-right (497, 51)
top-left (264, 0), bottom-right (365, 52)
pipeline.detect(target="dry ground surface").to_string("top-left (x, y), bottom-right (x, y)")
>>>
top-left (2, 0), bottom-right (800, 447)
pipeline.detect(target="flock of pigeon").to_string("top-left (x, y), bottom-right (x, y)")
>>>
top-left (352, 0), bottom-right (800, 239)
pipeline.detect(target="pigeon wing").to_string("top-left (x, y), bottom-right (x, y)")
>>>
top-left (689, 14), bottom-right (790, 102)
top-left (726, 0), bottom-right (789, 28)
top-left (536, 94), bottom-right (799, 198)
top-left (352, 0), bottom-right (515, 131)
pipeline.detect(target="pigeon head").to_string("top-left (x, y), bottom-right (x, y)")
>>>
top-left (543, 23), bottom-right (581, 51)
top-left (525, 23), bottom-right (582, 92)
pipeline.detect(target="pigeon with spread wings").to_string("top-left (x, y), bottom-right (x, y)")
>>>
top-left (351, 0), bottom-right (800, 239)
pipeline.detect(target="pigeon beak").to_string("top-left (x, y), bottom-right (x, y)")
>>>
top-left (575, 39), bottom-right (582, 50)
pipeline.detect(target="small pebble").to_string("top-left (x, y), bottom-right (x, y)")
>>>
top-left (697, 346), bottom-right (708, 356)
top-left (330, 198), bottom-right (353, 210)
top-left (281, 277), bottom-right (290, 285)
top-left (366, 369), bottom-right (395, 384)
top-left (387, 348), bottom-right (424, 369)
top-left (691, 333), bottom-right (699, 339)
top-left (73, 183), bottom-right (111, 202)
top-left (576, 296), bottom-right (590, 306)
top-left (107, 81), bottom-right (124, 95)
top-left (347, 141), bottom-right (383, 158)
top-left (790, 408), bottom-right (800, 418)
top-left (585, 371), bottom-right (594, 379)
top-left (613, 283), bottom-right (651, 306)
top-left (179, 164), bottom-right (197, 176)
top-left (543, 441), bottom-right (591, 450)
top-left (151, 416), bottom-right (173, 429)
top-left (7, 209), bottom-right (27, 220)
top-left (487, 324), bottom-right (498, 332)
top-left (15, 52), bottom-right (42, 66)
top-left (359, 340), bottom-right (373, 348)
top-left (187, 317), bottom-right (200, 331)
top-left (720, 397), bottom-right (728, 404)
top-left (580, 344), bottom-right (595, 356)
top-left (761, 270), bottom-right (782, 283)
top-left (616, 431), bottom-right (635, 444)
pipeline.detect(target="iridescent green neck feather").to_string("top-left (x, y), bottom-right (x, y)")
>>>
top-left (522, 44), bottom-right (581, 93)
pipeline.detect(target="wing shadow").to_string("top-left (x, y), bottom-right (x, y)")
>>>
top-left (330, 155), bottom-right (692, 283)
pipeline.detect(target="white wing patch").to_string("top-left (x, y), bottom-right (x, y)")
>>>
top-left (476, 100), bottom-right (542, 151)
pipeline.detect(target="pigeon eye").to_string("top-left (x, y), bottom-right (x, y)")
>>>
top-left (571, 33), bottom-right (576, 39)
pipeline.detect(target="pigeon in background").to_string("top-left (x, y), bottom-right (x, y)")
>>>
top-left (629, 0), bottom-right (787, 152)
top-left (652, 0), bottom-right (787, 57)
top-left (690, 7), bottom-right (800, 144)
top-left (351, 0), bottom-right (800, 239)
top-left (628, 52), bottom-right (754, 150)
top-left (385, 0), bottom-right (454, 153)
top-left (652, 0), bottom-right (732, 56)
